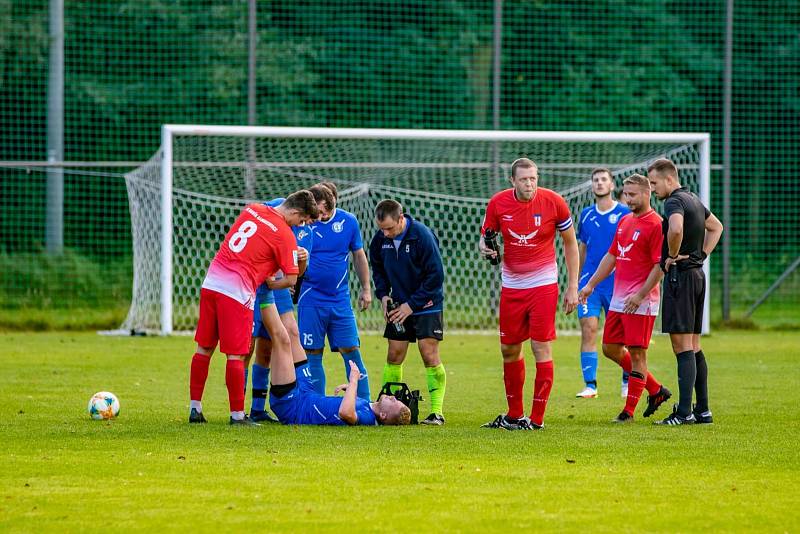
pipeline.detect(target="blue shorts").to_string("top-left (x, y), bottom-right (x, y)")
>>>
top-left (577, 284), bottom-right (612, 319)
top-left (297, 304), bottom-right (360, 351)
top-left (251, 288), bottom-right (293, 338)
top-left (269, 366), bottom-right (315, 424)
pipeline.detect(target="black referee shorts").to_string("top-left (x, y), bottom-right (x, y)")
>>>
top-left (662, 267), bottom-right (705, 334)
top-left (383, 311), bottom-right (444, 343)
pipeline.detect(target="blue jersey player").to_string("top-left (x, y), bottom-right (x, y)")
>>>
top-left (268, 329), bottom-right (410, 426)
top-left (576, 168), bottom-right (631, 398)
top-left (297, 182), bottom-right (373, 400)
top-left (245, 185), bottom-right (336, 423)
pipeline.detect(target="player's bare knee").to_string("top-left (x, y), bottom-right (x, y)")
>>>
top-left (387, 349), bottom-right (406, 365)
top-left (422, 355), bottom-right (442, 367)
top-left (580, 321), bottom-right (597, 338)
top-left (284, 321), bottom-right (299, 339)
top-left (530, 340), bottom-right (552, 361)
top-left (418, 339), bottom-right (441, 367)
top-left (670, 336), bottom-right (693, 354)
top-left (339, 346), bottom-right (359, 354)
top-left (196, 345), bottom-right (215, 356)
top-left (255, 341), bottom-right (272, 367)
top-left (270, 330), bottom-right (291, 350)
top-left (602, 343), bottom-right (622, 363)
top-left (629, 348), bottom-right (647, 365)
top-left (500, 343), bottom-right (523, 362)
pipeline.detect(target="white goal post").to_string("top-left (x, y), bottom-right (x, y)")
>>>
top-left (123, 125), bottom-right (710, 335)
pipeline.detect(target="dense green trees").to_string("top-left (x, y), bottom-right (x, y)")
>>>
top-left (0, 0), bottom-right (797, 275)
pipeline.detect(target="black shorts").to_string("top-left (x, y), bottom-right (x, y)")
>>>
top-left (383, 311), bottom-right (444, 342)
top-left (662, 268), bottom-right (705, 334)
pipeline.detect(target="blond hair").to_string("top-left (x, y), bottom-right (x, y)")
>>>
top-left (623, 173), bottom-right (651, 190)
top-left (384, 404), bottom-right (411, 426)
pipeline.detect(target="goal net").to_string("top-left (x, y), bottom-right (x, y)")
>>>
top-left (122, 126), bottom-right (710, 335)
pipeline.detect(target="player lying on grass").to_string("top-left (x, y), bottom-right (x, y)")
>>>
top-left (577, 174), bottom-right (672, 422)
top-left (264, 299), bottom-right (411, 426)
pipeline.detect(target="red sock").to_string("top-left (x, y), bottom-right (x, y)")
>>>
top-left (644, 372), bottom-right (661, 396)
top-left (225, 359), bottom-right (246, 412)
top-left (503, 358), bottom-right (525, 419)
top-left (189, 353), bottom-right (211, 401)
top-left (619, 351), bottom-right (661, 395)
top-left (623, 374), bottom-right (647, 416)
top-left (529, 360), bottom-right (554, 426)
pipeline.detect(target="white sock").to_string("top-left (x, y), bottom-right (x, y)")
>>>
top-left (230, 410), bottom-right (245, 421)
top-left (190, 400), bottom-right (202, 412)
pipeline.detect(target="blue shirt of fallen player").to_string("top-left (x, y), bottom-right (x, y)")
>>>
top-left (253, 198), bottom-right (314, 311)
top-left (269, 365), bottom-right (377, 425)
top-left (297, 207), bottom-right (363, 307)
top-left (368, 214), bottom-right (444, 315)
top-left (577, 201), bottom-right (630, 292)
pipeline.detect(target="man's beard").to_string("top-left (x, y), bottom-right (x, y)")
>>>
top-left (594, 191), bottom-right (611, 199)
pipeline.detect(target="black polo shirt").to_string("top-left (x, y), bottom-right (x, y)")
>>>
top-left (661, 187), bottom-right (710, 270)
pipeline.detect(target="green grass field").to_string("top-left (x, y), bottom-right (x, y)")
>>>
top-left (1, 331), bottom-right (798, 532)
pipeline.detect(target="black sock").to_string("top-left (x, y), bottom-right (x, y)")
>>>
top-left (694, 350), bottom-right (709, 413)
top-left (676, 351), bottom-right (696, 416)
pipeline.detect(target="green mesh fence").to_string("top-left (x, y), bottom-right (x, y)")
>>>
top-left (0, 0), bottom-right (798, 329)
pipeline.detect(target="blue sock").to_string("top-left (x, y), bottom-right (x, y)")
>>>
top-left (243, 366), bottom-right (249, 395)
top-left (580, 351), bottom-right (598, 388)
top-left (622, 371), bottom-right (630, 385)
top-left (342, 349), bottom-right (371, 400)
top-left (250, 364), bottom-right (269, 412)
top-left (307, 353), bottom-right (326, 394)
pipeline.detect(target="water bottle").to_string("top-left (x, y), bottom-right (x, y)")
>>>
top-left (386, 299), bottom-right (405, 334)
top-left (484, 229), bottom-right (501, 265)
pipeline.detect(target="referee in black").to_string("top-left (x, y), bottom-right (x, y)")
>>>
top-left (647, 158), bottom-right (724, 425)
top-left (368, 199), bottom-right (447, 425)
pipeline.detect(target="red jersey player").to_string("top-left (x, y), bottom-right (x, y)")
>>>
top-left (189, 190), bottom-right (319, 426)
top-left (578, 174), bottom-right (672, 423)
top-left (479, 157), bottom-right (580, 430)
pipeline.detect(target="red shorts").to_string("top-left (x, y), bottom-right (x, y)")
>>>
top-left (194, 288), bottom-right (253, 355)
top-left (499, 284), bottom-right (558, 344)
top-left (602, 310), bottom-right (656, 348)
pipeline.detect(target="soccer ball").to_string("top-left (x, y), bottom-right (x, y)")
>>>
top-left (88, 391), bottom-right (120, 420)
